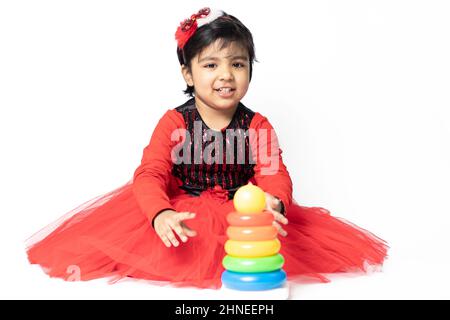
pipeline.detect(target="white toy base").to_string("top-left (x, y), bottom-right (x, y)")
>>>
top-left (216, 283), bottom-right (290, 300)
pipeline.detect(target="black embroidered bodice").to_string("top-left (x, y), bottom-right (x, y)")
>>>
top-left (171, 98), bottom-right (256, 198)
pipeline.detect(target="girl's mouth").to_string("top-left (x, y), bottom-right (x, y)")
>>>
top-left (215, 87), bottom-right (235, 98)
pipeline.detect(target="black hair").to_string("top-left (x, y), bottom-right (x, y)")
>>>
top-left (177, 12), bottom-right (257, 97)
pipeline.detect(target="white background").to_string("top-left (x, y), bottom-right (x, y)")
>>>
top-left (1, 0), bottom-right (449, 300)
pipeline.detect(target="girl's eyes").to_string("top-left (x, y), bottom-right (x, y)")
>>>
top-left (233, 63), bottom-right (246, 68)
top-left (203, 63), bottom-right (246, 69)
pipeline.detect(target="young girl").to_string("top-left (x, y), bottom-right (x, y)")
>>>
top-left (26, 7), bottom-right (388, 289)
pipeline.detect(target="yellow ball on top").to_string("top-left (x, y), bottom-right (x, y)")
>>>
top-left (233, 183), bottom-right (266, 214)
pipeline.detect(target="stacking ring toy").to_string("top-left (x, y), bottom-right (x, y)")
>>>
top-left (221, 269), bottom-right (287, 291)
top-left (226, 211), bottom-right (274, 227)
top-left (226, 226), bottom-right (277, 241)
top-left (222, 254), bottom-right (285, 273)
top-left (225, 239), bottom-right (281, 257)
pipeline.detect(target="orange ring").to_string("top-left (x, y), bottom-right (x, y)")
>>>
top-left (226, 211), bottom-right (274, 227)
top-left (226, 226), bottom-right (277, 241)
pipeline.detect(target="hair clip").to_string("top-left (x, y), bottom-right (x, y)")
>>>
top-left (175, 7), bottom-right (224, 49)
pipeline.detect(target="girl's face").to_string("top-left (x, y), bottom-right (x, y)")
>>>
top-left (182, 40), bottom-right (250, 112)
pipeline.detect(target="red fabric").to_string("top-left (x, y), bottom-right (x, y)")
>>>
top-left (132, 110), bottom-right (186, 224)
top-left (26, 108), bottom-right (389, 289)
top-left (249, 113), bottom-right (293, 210)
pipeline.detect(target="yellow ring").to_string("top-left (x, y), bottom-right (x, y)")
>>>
top-left (224, 239), bottom-right (281, 257)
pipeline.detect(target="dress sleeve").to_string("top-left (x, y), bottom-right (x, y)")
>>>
top-left (132, 109), bottom-right (185, 225)
top-left (249, 113), bottom-right (293, 212)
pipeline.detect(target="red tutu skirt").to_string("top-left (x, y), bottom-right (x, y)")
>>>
top-left (26, 181), bottom-right (388, 289)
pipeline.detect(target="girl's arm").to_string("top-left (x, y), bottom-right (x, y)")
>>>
top-left (249, 113), bottom-right (293, 212)
top-left (133, 109), bottom-right (185, 226)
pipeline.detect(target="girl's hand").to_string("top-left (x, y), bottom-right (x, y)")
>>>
top-left (265, 192), bottom-right (288, 237)
top-left (153, 210), bottom-right (197, 248)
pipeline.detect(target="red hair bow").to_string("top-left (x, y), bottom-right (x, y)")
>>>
top-left (175, 7), bottom-right (211, 49)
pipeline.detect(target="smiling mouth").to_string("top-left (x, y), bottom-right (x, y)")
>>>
top-left (215, 87), bottom-right (235, 93)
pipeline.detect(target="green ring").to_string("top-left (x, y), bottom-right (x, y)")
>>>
top-left (222, 254), bottom-right (285, 273)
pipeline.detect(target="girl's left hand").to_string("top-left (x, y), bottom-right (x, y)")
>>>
top-left (265, 192), bottom-right (288, 237)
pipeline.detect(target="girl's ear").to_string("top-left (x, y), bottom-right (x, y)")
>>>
top-left (181, 65), bottom-right (194, 86)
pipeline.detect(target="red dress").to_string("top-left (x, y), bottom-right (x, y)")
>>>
top-left (26, 98), bottom-right (388, 289)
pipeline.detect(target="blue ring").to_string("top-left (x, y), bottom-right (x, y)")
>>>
top-left (221, 269), bottom-right (287, 291)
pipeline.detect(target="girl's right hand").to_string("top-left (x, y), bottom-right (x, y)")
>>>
top-left (153, 210), bottom-right (197, 247)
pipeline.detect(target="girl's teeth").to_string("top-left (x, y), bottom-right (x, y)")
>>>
top-left (219, 88), bottom-right (231, 92)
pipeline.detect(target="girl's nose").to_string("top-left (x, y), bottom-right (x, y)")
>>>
top-left (219, 66), bottom-right (234, 81)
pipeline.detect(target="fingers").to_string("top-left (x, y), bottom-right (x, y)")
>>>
top-left (172, 212), bottom-right (197, 240)
top-left (167, 217), bottom-right (193, 243)
top-left (159, 234), bottom-right (171, 247)
top-left (265, 193), bottom-right (288, 225)
top-left (273, 220), bottom-right (288, 237)
top-left (174, 211), bottom-right (196, 222)
top-left (180, 222), bottom-right (197, 237)
top-left (156, 212), bottom-right (197, 247)
top-left (168, 221), bottom-right (188, 243)
top-left (267, 206), bottom-right (288, 225)
top-left (165, 229), bottom-right (180, 247)
top-left (275, 211), bottom-right (288, 225)
top-left (157, 227), bottom-right (178, 248)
